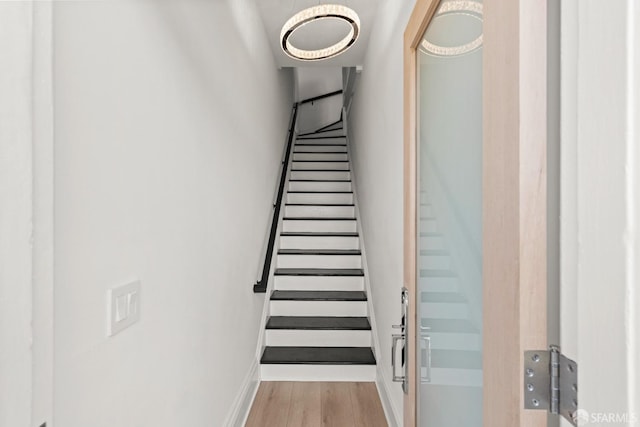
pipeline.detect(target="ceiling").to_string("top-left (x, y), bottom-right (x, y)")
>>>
top-left (256, 0), bottom-right (382, 68)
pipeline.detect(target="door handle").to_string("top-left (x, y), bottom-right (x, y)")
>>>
top-left (391, 287), bottom-right (409, 394)
top-left (420, 326), bottom-right (432, 384)
top-left (391, 334), bottom-right (405, 383)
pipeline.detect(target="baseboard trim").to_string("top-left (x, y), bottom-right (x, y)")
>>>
top-left (376, 366), bottom-right (401, 427)
top-left (223, 359), bottom-right (260, 427)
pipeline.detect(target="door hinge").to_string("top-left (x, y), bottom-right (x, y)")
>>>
top-left (524, 345), bottom-right (578, 425)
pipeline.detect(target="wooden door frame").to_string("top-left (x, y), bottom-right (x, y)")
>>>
top-left (403, 0), bottom-right (548, 425)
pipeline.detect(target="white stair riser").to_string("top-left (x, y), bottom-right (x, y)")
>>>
top-left (291, 170), bottom-right (351, 180)
top-left (293, 153), bottom-right (348, 161)
top-left (420, 218), bottom-right (438, 233)
top-left (419, 254), bottom-right (452, 270)
top-left (420, 235), bottom-right (446, 250)
top-left (418, 277), bottom-right (458, 293)
top-left (292, 161), bottom-right (349, 170)
top-left (312, 129), bottom-right (345, 137)
top-left (277, 254), bottom-right (362, 269)
top-left (289, 181), bottom-right (352, 192)
top-left (423, 368), bottom-right (483, 387)
top-left (274, 275), bottom-right (364, 291)
top-left (295, 145), bottom-right (347, 153)
top-left (428, 332), bottom-right (482, 351)
top-left (421, 204), bottom-right (434, 217)
top-left (285, 205), bottom-right (355, 218)
top-left (296, 137), bottom-right (346, 145)
top-left (279, 235), bottom-right (360, 250)
top-left (265, 330), bottom-right (371, 347)
top-left (261, 364), bottom-right (375, 382)
top-left (421, 302), bottom-right (468, 319)
top-left (270, 300), bottom-right (367, 316)
top-left (283, 220), bottom-right (357, 233)
top-left (287, 193), bottom-right (353, 204)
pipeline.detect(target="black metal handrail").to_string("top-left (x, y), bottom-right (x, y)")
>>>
top-left (299, 89), bottom-right (343, 105)
top-left (254, 103), bottom-right (299, 293)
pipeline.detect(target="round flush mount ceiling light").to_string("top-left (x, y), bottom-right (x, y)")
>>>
top-left (421, 0), bottom-right (483, 57)
top-left (280, 4), bottom-right (360, 61)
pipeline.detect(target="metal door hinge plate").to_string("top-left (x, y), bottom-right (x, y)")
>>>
top-left (524, 346), bottom-right (578, 425)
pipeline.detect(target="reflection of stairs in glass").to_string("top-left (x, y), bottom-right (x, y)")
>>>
top-left (419, 200), bottom-right (482, 388)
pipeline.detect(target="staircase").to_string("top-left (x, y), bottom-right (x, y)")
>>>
top-left (419, 198), bottom-right (482, 387)
top-left (259, 123), bottom-right (377, 381)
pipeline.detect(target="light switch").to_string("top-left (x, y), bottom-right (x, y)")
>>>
top-left (107, 280), bottom-right (141, 337)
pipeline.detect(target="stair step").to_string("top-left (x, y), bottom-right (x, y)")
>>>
top-left (270, 299), bottom-right (367, 316)
top-left (279, 232), bottom-right (360, 250)
top-left (293, 153), bottom-right (348, 161)
top-left (420, 269), bottom-right (457, 278)
top-left (282, 218), bottom-right (357, 233)
top-left (294, 145), bottom-right (347, 153)
top-left (278, 249), bottom-right (361, 255)
top-left (291, 162), bottom-right (350, 170)
top-left (287, 192), bottom-right (354, 206)
top-left (290, 170), bottom-right (351, 180)
top-left (266, 316), bottom-right (371, 330)
top-left (280, 231), bottom-right (358, 237)
top-left (422, 318), bottom-right (478, 333)
top-left (295, 143), bottom-right (347, 147)
top-left (284, 204), bottom-right (355, 218)
top-left (274, 275), bottom-right (364, 291)
top-left (431, 349), bottom-right (482, 370)
top-left (289, 179), bottom-right (351, 182)
top-left (275, 268), bottom-right (364, 277)
top-left (261, 346), bottom-right (375, 365)
top-left (421, 292), bottom-right (467, 303)
top-left (271, 290), bottom-right (366, 301)
top-left (277, 248), bottom-right (362, 269)
top-left (297, 136), bottom-right (347, 141)
top-left (289, 180), bottom-right (352, 191)
top-left (265, 329), bottom-right (371, 347)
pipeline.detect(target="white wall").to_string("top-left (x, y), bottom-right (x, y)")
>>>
top-left (53, 1), bottom-right (292, 426)
top-left (296, 67), bottom-right (343, 133)
top-left (0, 3), bottom-right (35, 426)
top-left (560, 0), bottom-right (639, 425)
top-left (347, 0), bottom-right (416, 423)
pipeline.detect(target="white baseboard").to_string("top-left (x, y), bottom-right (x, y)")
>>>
top-left (376, 366), bottom-right (401, 427)
top-left (223, 359), bottom-right (260, 427)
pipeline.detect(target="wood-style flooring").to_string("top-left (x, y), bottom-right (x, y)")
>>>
top-left (245, 381), bottom-right (388, 427)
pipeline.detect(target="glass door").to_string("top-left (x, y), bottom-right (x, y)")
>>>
top-left (416, 1), bottom-right (483, 425)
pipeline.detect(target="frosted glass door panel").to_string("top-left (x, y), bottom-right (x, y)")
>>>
top-left (417, 1), bottom-right (483, 425)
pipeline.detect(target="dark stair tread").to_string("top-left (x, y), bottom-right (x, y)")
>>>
top-left (271, 290), bottom-right (367, 301)
top-left (297, 136), bottom-right (347, 140)
top-left (280, 231), bottom-right (358, 237)
top-left (266, 316), bottom-right (371, 330)
top-left (288, 191), bottom-right (353, 194)
top-left (278, 249), bottom-right (361, 255)
top-left (293, 159), bottom-right (349, 163)
top-left (283, 217), bottom-right (356, 221)
top-left (261, 346), bottom-right (375, 365)
top-left (289, 179), bottom-right (351, 182)
top-left (291, 169), bottom-right (351, 172)
top-left (285, 203), bottom-right (355, 206)
top-left (295, 143), bottom-right (347, 147)
top-left (294, 151), bottom-right (348, 154)
top-left (275, 268), bottom-right (364, 277)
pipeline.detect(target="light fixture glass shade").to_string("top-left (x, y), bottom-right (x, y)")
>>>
top-left (420, 0), bottom-right (484, 57)
top-left (280, 4), bottom-right (360, 61)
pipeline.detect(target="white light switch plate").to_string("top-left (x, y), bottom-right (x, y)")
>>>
top-left (107, 280), bottom-right (141, 336)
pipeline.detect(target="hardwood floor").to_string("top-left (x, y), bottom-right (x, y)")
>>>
top-left (245, 382), bottom-right (388, 427)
